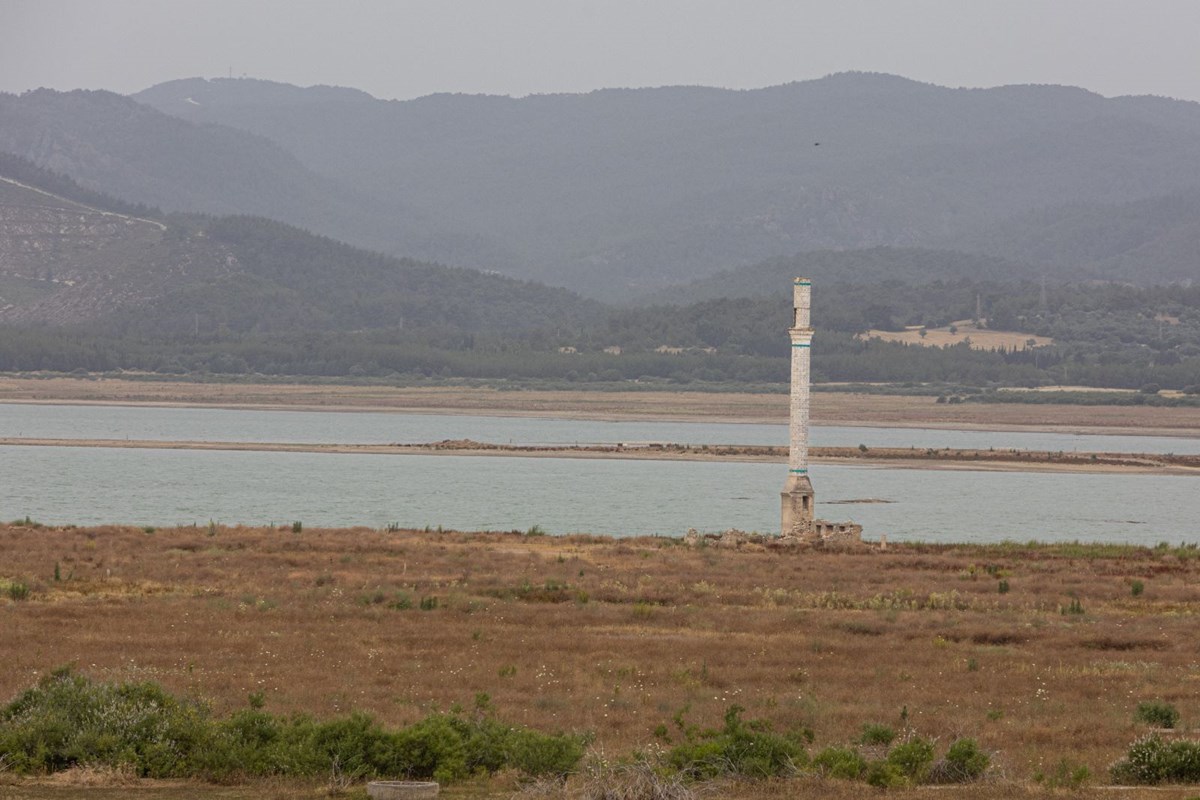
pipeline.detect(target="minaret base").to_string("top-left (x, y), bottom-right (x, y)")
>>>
top-left (781, 473), bottom-right (815, 537)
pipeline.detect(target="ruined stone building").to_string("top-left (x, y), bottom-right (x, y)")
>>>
top-left (780, 278), bottom-right (863, 544)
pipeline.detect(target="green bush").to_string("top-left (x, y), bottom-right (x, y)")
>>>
top-left (666, 705), bottom-right (807, 779)
top-left (857, 723), bottom-right (896, 746)
top-left (0, 667), bottom-right (211, 777)
top-left (885, 736), bottom-right (935, 782)
top-left (927, 738), bottom-right (989, 783)
top-left (811, 746), bottom-right (867, 780)
top-left (0, 669), bottom-right (587, 782)
top-left (1111, 734), bottom-right (1200, 784)
top-left (1036, 758), bottom-right (1091, 789)
top-left (1136, 701), bottom-right (1180, 729)
top-left (865, 759), bottom-right (909, 788)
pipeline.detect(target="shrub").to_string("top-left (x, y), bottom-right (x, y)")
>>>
top-left (1111, 734), bottom-right (1200, 784)
top-left (886, 736), bottom-right (935, 782)
top-left (4, 581), bottom-right (30, 601)
top-left (1135, 701), bottom-right (1180, 729)
top-left (387, 593), bottom-right (412, 610)
top-left (1131, 580), bottom-right (1145, 597)
top-left (1062, 597), bottom-right (1085, 615)
top-left (666, 705), bottom-right (807, 779)
top-left (578, 759), bottom-right (695, 800)
top-left (0, 669), bottom-right (587, 782)
top-left (927, 738), bottom-right (989, 783)
top-left (858, 723), bottom-right (896, 746)
top-left (865, 760), bottom-right (909, 788)
top-left (811, 746), bottom-right (867, 780)
top-left (501, 725), bottom-right (589, 777)
top-left (0, 667), bottom-right (212, 777)
top-left (1037, 758), bottom-right (1091, 788)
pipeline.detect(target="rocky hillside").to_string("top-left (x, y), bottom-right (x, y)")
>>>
top-left (0, 157), bottom-right (601, 335)
top-left (0, 174), bottom-right (231, 324)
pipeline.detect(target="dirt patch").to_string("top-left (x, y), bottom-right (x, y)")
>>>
top-left (861, 321), bottom-right (1052, 351)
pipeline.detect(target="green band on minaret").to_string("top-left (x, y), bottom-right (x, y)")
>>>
top-left (792, 343), bottom-right (810, 348)
top-left (789, 468), bottom-right (807, 474)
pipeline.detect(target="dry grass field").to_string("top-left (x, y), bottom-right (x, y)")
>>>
top-left (3, 523), bottom-right (1200, 797)
top-left (863, 321), bottom-right (1054, 351)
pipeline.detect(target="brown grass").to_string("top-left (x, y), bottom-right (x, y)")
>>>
top-left (3, 523), bottom-right (1200, 799)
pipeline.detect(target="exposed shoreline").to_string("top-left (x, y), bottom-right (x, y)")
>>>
top-left (3, 436), bottom-right (1197, 475)
top-left (2, 375), bottom-right (1200, 438)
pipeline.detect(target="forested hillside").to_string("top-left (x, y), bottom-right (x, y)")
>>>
top-left (0, 155), bottom-right (600, 336)
top-left (3, 87), bottom-right (1198, 392)
top-left (0, 89), bottom-right (482, 267)
top-left (645, 248), bottom-right (1035, 305)
top-left (946, 192), bottom-right (1200, 284)
top-left (2, 75), bottom-right (1196, 301)
top-left (133, 73), bottom-right (1200, 296)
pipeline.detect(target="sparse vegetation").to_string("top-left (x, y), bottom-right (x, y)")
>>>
top-left (0, 523), bottom-right (1197, 796)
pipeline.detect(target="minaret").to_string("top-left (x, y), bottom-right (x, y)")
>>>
top-left (781, 277), bottom-right (815, 535)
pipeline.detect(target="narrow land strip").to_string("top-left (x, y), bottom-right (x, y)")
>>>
top-left (3, 436), bottom-right (1197, 475)
top-left (2, 375), bottom-right (1200, 436)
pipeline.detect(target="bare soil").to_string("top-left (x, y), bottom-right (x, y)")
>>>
top-left (863, 320), bottom-right (1053, 351)
top-left (2, 376), bottom-right (1199, 436)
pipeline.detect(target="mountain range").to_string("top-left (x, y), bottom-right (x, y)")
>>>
top-left (0, 72), bottom-right (1198, 306)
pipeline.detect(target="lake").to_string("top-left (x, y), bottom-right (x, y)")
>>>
top-left (0, 404), bottom-right (1196, 545)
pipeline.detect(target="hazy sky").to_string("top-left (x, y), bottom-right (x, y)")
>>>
top-left (3, 0), bottom-right (1200, 102)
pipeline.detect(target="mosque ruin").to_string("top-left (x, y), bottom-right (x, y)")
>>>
top-left (780, 278), bottom-right (863, 544)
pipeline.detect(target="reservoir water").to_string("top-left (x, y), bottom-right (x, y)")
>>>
top-left (1, 404), bottom-right (1197, 544)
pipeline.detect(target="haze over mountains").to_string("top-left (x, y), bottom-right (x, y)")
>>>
top-left (1, 72), bottom-right (1198, 306)
top-left (0, 155), bottom-right (599, 336)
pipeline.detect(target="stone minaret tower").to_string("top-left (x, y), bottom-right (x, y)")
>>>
top-left (781, 277), bottom-right (815, 535)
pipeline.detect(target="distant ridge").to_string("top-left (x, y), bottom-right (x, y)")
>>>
top-left (4, 71), bottom-right (1199, 300)
top-left (644, 248), bottom-right (1038, 306)
top-left (131, 72), bottom-right (1200, 295)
